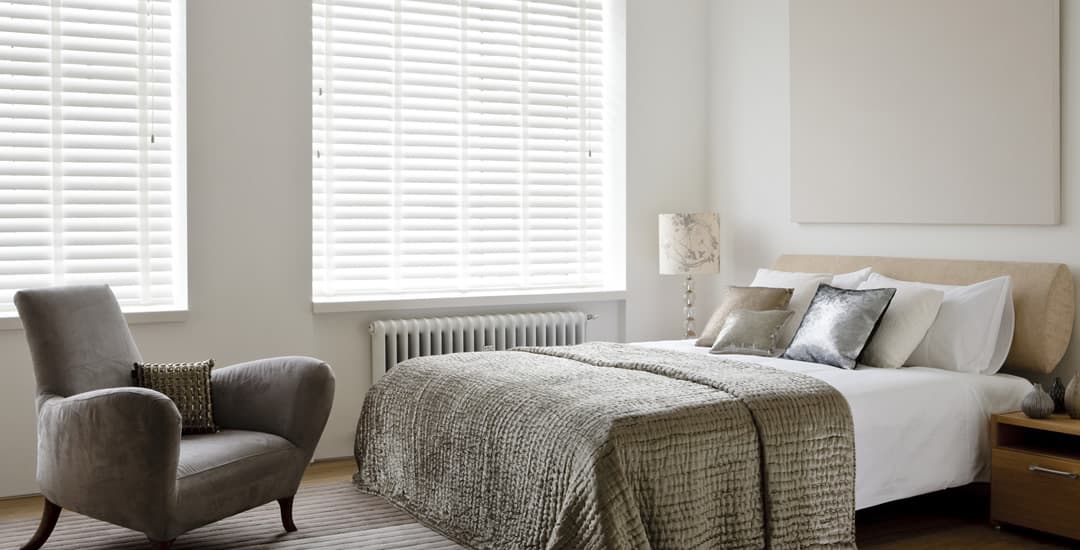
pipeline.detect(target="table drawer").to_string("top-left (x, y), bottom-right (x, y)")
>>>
top-left (991, 447), bottom-right (1080, 540)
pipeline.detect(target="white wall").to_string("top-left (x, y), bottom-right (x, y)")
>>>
top-left (626, 0), bottom-right (713, 341)
top-left (707, 0), bottom-right (1079, 383)
top-left (0, 0), bottom-right (710, 498)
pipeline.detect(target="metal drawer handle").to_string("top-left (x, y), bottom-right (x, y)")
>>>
top-left (1029, 465), bottom-right (1079, 479)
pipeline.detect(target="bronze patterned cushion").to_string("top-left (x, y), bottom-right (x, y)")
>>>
top-left (695, 286), bottom-right (795, 347)
top-left (133, 359), bottom-right (217, 434)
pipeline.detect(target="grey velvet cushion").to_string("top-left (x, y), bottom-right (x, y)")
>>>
top-left (696, 286), bottom-right (795, 346)
top-left (133, 360), bottom-right (217, 434)
top-left (783, 284), bottom-right (896, 369)
top-left (710, 309), bottom-right (793, 357)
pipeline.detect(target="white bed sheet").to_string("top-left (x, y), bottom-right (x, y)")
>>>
top-left (633, 339), bottom-right (1032, 510)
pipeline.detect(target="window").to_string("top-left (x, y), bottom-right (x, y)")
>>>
top-left (0, 0), bottom-right (186, 315)
top-left (313, 0), bottom-right (624, 304)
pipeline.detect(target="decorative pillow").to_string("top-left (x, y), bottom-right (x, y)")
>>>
top-left (857, 278), bottom-right (945, 369)
top-left (695, 286), bottom-right (794, 347)
top-left (750, 269), bottom-right (834, 348)
top-left (710, 309), bottom-right (794, 357)
top-left (783, 285), bottom-right (896, 370)
top-left (869, 274), bottom-right (1015, 374)
top-left (132, 359), bottom-right (217, 434)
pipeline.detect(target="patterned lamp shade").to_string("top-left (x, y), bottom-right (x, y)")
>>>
top-left (658, 213), bottom-right (721, 275)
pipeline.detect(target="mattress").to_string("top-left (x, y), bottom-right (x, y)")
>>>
top-left (634, 339), bottom-right (1032, 510)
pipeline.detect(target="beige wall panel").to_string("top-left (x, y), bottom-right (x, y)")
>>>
top-left (790, 0), bottom-right (1060, 224)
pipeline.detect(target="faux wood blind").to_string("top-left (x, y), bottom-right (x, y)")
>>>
top-left (0, 0), bottom-right (184, 313)
top-left (313, 0), bottom-right (606, 301)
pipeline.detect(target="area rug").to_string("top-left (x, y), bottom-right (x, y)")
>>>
top-left (0, 482), bottom-right (463, 549)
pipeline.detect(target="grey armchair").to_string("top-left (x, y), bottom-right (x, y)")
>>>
top-left (14, 285), bottom-right (335, 550)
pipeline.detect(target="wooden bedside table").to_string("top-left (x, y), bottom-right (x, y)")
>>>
top-left (991, 412), bottom-right (1080, 540)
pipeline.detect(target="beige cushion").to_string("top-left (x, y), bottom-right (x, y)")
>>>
top-left (696, 286), bottom-right (794, 347)
top-left (857, 278), bottom-right (945, 369)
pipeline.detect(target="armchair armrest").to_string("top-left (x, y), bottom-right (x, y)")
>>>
top-left (211, 356), bottom-right (335, 454)
top-left (37, 387), bottom-right (181, 536)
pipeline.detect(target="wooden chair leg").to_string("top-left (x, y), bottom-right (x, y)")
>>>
top-left (19, 499), bottom-right (61, 550)
top-left (148, 538), bottom-right (175, 550)
top-left (278, 496), bottom-right (297, 532)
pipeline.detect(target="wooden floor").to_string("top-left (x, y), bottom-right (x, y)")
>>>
top-left (1, 458), bottom-right (1075, 549)
top-left (857, 484), bottom-right (1075, 549)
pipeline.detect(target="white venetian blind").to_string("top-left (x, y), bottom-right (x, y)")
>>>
top-left (313, 0), bottom-right (607, 301)
top-left (0, 0), bottom-right (184, 314)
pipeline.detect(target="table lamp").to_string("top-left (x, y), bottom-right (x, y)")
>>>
top-left (658, 213), bottom-right (720, 338)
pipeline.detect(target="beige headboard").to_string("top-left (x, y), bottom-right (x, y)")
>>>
top-left (772, 255), bottom-right (1075, 374)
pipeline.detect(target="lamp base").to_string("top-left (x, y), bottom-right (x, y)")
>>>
top-left (683, 274), bottom-right (696, 339)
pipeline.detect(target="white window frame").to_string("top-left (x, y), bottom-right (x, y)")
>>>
top-left (311, 0), bottom-right (626, 312)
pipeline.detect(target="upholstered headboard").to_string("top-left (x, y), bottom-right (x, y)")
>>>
top-left (772, 255), bottom-right (1075, 374)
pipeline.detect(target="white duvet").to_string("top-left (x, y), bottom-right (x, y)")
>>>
top-left (634, 339), bottom-right (1032, 510)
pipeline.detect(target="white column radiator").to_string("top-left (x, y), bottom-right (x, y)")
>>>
top-left (370, 311), bottom-right (591, 382)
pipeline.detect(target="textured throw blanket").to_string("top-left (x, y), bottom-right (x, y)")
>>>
top-left (355, 342), bottom-right (855, 550)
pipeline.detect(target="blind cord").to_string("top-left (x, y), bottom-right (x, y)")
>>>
top-left (584, 0), bottom-right (591, 158)
top-left (149, 0), bottom-right (155, 144)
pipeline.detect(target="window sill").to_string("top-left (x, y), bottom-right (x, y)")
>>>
top-left (313, 288), bottom-right (627, 314)
top-left (0, 308), bottom-right (189, 331)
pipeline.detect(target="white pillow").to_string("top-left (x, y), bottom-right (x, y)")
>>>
top-left (750, 268), bottom-right (834, 347)
top-left (856, 278), bottom-right (944, 369)
top-left (831, 267), bottom-right (873, 289)
top-left (987, 297), bottom-right (1015, 375)
top-left (868, 273), bottom-right (1014, 374)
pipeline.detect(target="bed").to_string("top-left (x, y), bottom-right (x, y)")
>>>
top-left (635, 338), bottom-right (1033, 510)
top-left (354, 255), bottom-right (1074, 550)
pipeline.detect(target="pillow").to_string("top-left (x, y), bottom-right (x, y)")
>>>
top-left (132, 359), bottom-right (217, 434)
top-left (710, 309), bottom-right (793, 356)
top-left (783, 285), bottom-right (896, 370)
top-left (695, 286), bottom-right (794, 347)
top-left (830, 267), bottom-right (873, 290)
top-left (869, 273), bottom-right (1014, 374)
top-left (750, 268), bottom-right (834, 347)
top-left (857, 278), bottom-right (945, 369)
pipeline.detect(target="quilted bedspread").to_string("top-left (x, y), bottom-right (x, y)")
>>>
top-left (354, 342), bottom-right (855, 549)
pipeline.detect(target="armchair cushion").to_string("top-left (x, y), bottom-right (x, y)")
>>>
top-left (170, 430), bottom-right (306, 538)
top-left (177, 430), bottom-right (292, 479)
top-left (133, 359), bottom-right (218, 434)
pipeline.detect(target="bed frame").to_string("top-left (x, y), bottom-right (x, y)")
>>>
top-left (772, 255), bottom-right (1074, 375)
